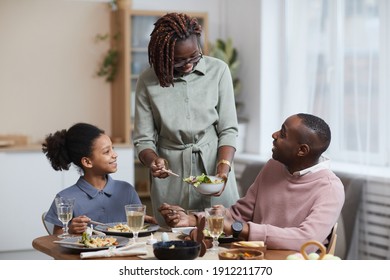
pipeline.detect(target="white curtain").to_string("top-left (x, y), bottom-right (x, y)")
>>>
top-left (281, 0), bottom-right (390, 259)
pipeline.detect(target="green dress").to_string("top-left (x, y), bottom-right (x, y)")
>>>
top-left (133, 56), bottom-right (239, 225)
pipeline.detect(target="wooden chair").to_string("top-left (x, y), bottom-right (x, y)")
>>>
top-left (326, 222), bottom-right (338, 255)
top-left (41, 211), bottom-right (54, 235)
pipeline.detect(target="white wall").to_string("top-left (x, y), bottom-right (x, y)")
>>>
top-left (132, 0), bottom-right (225, 43)
top-left (224, 0), bottom-right (262, 154)
top-left (132, 0), bottom-right (263, 154)
top-left (0, 0), bottom-right (263, 150)
top-left (0, 0), bottom-right (111, 143)
top-left (0, 0), bottom-right (234, 144)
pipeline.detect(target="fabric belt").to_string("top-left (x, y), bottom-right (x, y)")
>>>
top-left (157, 126), bottom-right (217, 177)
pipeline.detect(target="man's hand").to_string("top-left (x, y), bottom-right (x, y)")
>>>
top-left (158, 203), bottom-right (190, 227)
top-left (144, 215), bottom-right (158, 225)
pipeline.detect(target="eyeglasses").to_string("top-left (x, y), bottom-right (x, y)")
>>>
top-left (173, 53), bottom-right (203, 68)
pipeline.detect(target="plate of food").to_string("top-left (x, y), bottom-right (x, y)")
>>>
top-left (231, 241), bottom-right (267, 252)
top-left (219, 248), bottom-right (265, 260)
top-left (217, 235), bottom-right (239, 244)
top-left (200, 229), bottom-right (238, 244)
top-left (183, 174), bottom-right (225, 195)
top-left (57, 234), bottom-right (129, 252)
top-left (94, 222), bottom-right (160, 237)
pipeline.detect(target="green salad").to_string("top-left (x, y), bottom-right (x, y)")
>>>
top-left (183, 173), bottom-right (223, 188)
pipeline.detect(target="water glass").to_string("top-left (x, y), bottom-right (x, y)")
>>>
top-left (205, 207), bottom-right (225, 252)
top-left (125, 204), bottom-right (146, 243)
top-left (55, 197), bottom-right (75, 238)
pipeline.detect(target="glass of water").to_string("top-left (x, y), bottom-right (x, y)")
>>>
top-left (125, 204), bottom-right (146, 243)
top-left (55, 197), bottom-right (75, 238)
top-left (205, 207), bottom-right (225, 252)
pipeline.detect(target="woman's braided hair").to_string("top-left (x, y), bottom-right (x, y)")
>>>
top-left (148, 12), bottom-right (202, 87)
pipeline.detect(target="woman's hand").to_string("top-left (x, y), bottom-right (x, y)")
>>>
top-left (68, 215), bottom-right (91, 234)
top-left (213, 173), bottom-right (228, 197)
top-left (150, 157), bottom-right (170, 178)
top-left (139, 150), bottom-right (174, 178)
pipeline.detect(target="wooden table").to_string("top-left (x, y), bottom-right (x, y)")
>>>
top-left (32, 233), bottom-right (296, 260)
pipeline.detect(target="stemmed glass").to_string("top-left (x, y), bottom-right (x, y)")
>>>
top-left (205, 207), bottom-right (225, 252)
top-left (125, 204), bottom-right (146, 243)
top-left (55, 197), bottom-right (75, 238)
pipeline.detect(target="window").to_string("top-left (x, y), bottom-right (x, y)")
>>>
top-left (273, 0), bottom-right (390, 168)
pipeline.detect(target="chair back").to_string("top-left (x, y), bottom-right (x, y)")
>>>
top-left (42, 211), bottom-right (54, 235)
top-left (334, 177), bottom-right (364, 259)
top-left (326, 222), bottom-right (338, 255)
top-left (238, 161), bottom-right (264, 197)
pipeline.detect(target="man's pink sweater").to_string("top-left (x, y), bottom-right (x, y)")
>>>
top-left (230, 159), bottom-right (345, 252)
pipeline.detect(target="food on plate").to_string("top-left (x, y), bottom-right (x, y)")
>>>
top-left (107, 223), bottom-right (131, 232)
top-left (223, 252), bottom-right (254, 258)
top-left (232, 241), bottom-right (265, 247)
top-left (80, 232), bottom-right (118, 248)
top-left (202, 228), bottom-right (226, 238)
top-left (218, 249), bottom-right (264, 260)
top-left (183, 173), bottom-right (224, 188)
top-left (107, 223), bottom-right (149, 233)
top-left (231, 241), bottom-right (266, 252)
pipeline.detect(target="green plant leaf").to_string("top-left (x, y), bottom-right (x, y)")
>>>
top-left (209, 37), bottom-right (243, 113)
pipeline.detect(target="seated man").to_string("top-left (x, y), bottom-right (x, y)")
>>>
top-left (159, 113), bottom-right (345, 252)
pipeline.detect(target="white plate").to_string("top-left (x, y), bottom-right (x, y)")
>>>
top-left (59, 235), bottom-right (129, 252)
top-left (95, 222), bottom-right (160, 237)
top-left (191, 176), bottom-right (224, 195)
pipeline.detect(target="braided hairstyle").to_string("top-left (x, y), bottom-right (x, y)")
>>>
top-left (148, 12), bottom-right (202, 87)
top-left (42, 123), bottom-right (104, 171)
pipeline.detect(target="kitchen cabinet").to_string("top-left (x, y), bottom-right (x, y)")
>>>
top-left (110, 3), bottom-right (209, 197)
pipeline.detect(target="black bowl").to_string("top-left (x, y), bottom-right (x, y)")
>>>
top-left (153, 240), bottom-right (201, 260)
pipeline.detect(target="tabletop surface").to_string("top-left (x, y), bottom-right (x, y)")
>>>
top-left (32, 231), bottom-right (296, 260)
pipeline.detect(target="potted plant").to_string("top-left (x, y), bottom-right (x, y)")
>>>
top-left (209, 38), bottom-right (247, 153)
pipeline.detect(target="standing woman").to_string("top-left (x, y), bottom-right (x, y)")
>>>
top-left (133, 12), bottom-right (239, 225)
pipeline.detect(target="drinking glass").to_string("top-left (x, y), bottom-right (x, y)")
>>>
top-left (205, 207), bottom-right (225, 252)
top-left (125, 204), bottom-right (146, 243)
top-left (55, 197), bottom-right (75, 238)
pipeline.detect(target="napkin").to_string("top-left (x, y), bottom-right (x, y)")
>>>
top-left (80, 242), bottom-right (148, 259)
top-left (171, 227), bottom-right (196, 235)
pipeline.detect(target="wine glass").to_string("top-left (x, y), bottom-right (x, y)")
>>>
top-left (125, 204), bottom-right (146, 243)
top-left (205, 207), bottom-right (225, 252)
top-left (55, 197), bottom-right (75, 238)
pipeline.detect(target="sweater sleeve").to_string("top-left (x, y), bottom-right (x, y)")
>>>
top-left (249, 175), bottom-right (344, 252)
top-left (229, 160), bottom-right (345, 253)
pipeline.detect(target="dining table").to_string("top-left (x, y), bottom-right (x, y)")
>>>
top-left (32, 230), bottom-right (296, 260)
